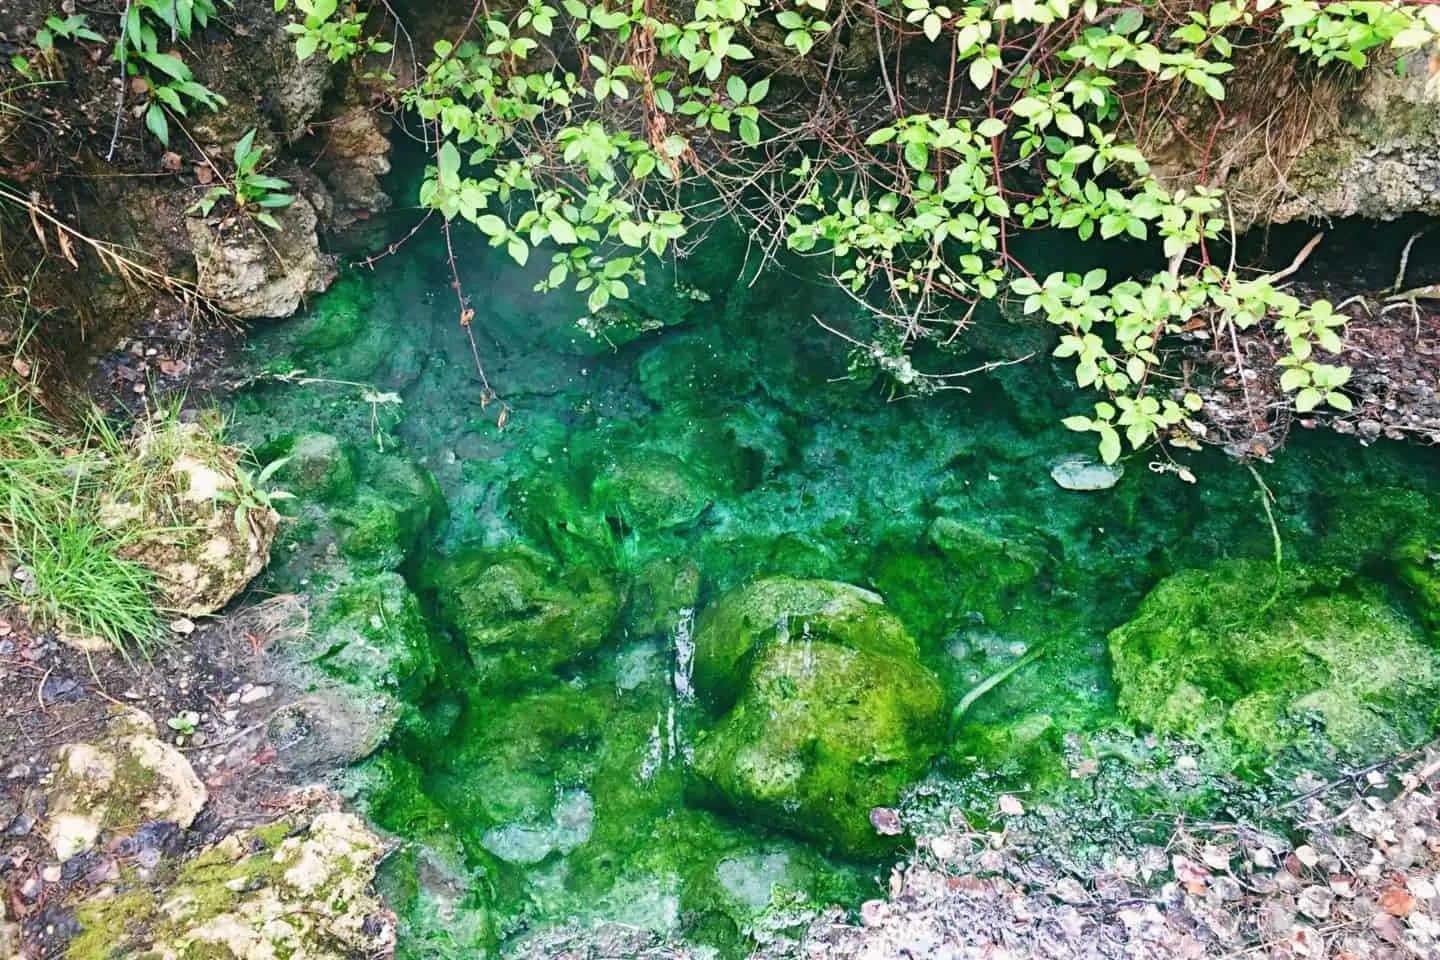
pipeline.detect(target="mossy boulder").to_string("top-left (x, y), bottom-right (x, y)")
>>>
top-left (330, 455), bottom-right (446, 570)
top-left (692, 639), bottom-right (945, 856)
top-left (926, 515), bottom-right (1053, 623)
top-left (691, 577), bottom-right (915, 713)
top-left (591, 449), bottom-right (714, 531)
top-left (423, 546), bottom-right (620, 688)
top-left (68, 812), bottom-right (395, 960)
top-left (281, 432), bottom-right (355, 501)
top-left (305, 573), bottom-right (436, 699)
top-left (1109, 559), bottom-right (1440, 759)
top-left (44, 709), bottom-right (206, 861)
top-left (624, 556), bottom-right (702, 638)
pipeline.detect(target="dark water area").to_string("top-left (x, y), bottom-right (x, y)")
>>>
top-left (224, 205), bottom-right (1440, 957)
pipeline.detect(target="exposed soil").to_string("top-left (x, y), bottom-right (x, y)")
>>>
top-left (0, 594), bottom-right (350, 959)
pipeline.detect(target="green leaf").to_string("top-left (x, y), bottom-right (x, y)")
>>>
top-left (144, 102), bottom-right (169, 145)
top-left (1097, 425), bottom-right (1122, 464)
top-left (1061, 416), bottom-right (1092, 432)
top-left (1326, 392), bottom-right (1353, 412)
top-left (295, 31), bottom-right (320, 60)
top-left (903, 139), bottom-right (928, 171)
top-left (923, 13), bottom-right (942, 42)
top-left (1279, 367), bottom-right (1309, 392)
top-left (140, 51), bottom-right (191, 81)
top-left (549, 218), bottom-right (578, 244)
top-left (1294, 387), bottom-right (1323, 413)
top-left (976, 117), bottom-right (1006, 138)
top-left (507, 237), bottom-right (529, 266)
top-left (739, 117), bottom-right (760, 145)
top-left (865, 127), bottom-right (896, 146)
top-left (437, 140), bottom-right (461, 186)
top-left (748, 76), bottom-right (770, 103)
top-left (968, 56), bottom-right (993, 88)
top-left (475, 213), bottom-right (506, 236)
top-left (726, 74), bottom-right (746, 103)
top-left (254, 211), bottom-right (283, 230)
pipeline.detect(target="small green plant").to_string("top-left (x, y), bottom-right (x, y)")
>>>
top-left (215, 455), bottom-right (295, 534)
top-left (188, 129), bottom-right (295, 230)
top-left (277, 0), bottom-right (394, 63)
top-left (166, 709), bottom-right (200, 744)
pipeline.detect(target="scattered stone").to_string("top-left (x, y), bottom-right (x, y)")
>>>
top-left (168, 617), bottom-right (196, 636)
top-left (1049, 454), bottom-right (1124, 491)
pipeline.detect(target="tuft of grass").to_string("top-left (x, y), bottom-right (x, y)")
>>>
top-left (0, 377), bottom-right (162, 653)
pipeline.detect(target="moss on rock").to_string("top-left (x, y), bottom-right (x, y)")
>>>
top-left (68, 812), bottom-right (395, 960)
top-left (304, 572), bottom-right (436, 698)
top-left (591, 449), bottom-right (715, 531)
top-left (282, 432), bottom-right (355, 501)
top-left (1109, 559), bottom-right (1440, 760)
top-left (690, 577), bottom-right (916, 713)
top-left (692, 638), bottom-right (945, 856)
top-left (44, 708), bottom-right (206, 862)
top-left (422, 546), bottom-right (620, 688)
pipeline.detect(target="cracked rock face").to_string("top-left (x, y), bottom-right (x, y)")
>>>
top-left (186, 191), bottom-right (335, 319)
top-left (1145, 50), bottom-right (1440, 228)
top-left (44, 709), bottom-right (206, 862)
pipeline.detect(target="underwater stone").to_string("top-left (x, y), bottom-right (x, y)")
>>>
top-left (282, 432), bottom-right (354, 501)
top-left (691, 577), bottom-right (916, 713)
top-left (693, 639), bottom-right (945, 857)
top-left (624, 556), bottom-right (701, 639)
top-left (305, 573), bottom-right (436, 699)
top-left (423, 546), bottom-right (620, 688)
top-left (1049, 454), bottom-right (1124, 491)
top-left (1109, 559), bottom-right (1440, 759)
top-left (591, 449), bottom-right (714, 531)
top-left (1321, 486), bottom-right (1440, 636)
top-left (715, 852), bottom-right (794, 912)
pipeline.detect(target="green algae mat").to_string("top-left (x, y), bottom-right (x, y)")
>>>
top-left (223, 222), bottom-right (1440, 958)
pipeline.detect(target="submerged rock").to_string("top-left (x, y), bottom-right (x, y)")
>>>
top-left (1109, 560), bottom-right (1440, 759)
top-left (305, 573), bottom-right (436, 700)
top-left (281, 432), bottom-right (355, 501)
top-left (423, 546), bottom-right (620, 688)
top-left (68, 812), bottom-right (395, 960)
top-left (591, 449), bottom-right (714, 531)
top-left (691, 577), bottom-right (915, 713)
top-left (1049, 454), bottom-right (1124, 491)
top-left (693, 637), bottom-right (945, 856)
top-left (1321, 486), bottom-right (1440, 636)
top-left (44, 709), bottom-right (205, 861)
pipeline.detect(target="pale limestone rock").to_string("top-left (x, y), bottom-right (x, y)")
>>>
top-left (44, 709), bottom-right (205, 861)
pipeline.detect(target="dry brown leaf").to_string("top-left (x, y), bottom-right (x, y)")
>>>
top-left (1377, 884), bottom-right (1415, 917)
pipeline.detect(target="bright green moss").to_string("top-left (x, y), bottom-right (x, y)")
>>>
top-left (420, 546), bottom-right (620, 689)
top-left (1109, 559), bottom-right (1440, 760)
top-left (693, 639), bottom-right (945, 856)
top-left (690, 577), bottom-right (916, 713)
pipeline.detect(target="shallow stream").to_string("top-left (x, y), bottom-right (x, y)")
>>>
top-left (225, 213), bottom-right (1440, 957)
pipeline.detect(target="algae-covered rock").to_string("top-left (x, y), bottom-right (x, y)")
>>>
top-left (332, 456), bottom-right (446, 570)
top-left (1321, 486), bottom-right (1440, 636)
top-left (44, 709), bottom-right (206, 861)
top-left (926, 515), bottom-right (1053, 623)
top-left (305, 573), bottom-right (436, 699)
top-left (691, 577), bottom-right (915, 712)
top-left (282, 432), bottom-right (355, 501)
top-left (624, 556), bottom-right (702, 639)
top-left (1109, 559), bottom-right (1440, 759)
top-left (68, 812), bottom-right (395, 960)
top-left (591, 449), bottom-right (714, 531)
top-left (423, 546), bottom-right (620, 687)
top-left (101, 421), bottom-right (277, 617)
top-left (693, 639), bottom-right (945, 856)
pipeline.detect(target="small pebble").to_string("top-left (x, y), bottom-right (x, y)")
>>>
top-left (239, 685), bottom-right (272, 704)
top-left (41, 864), bottom-right (61, 883)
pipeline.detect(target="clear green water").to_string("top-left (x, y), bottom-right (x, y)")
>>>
top-left (226, 216), bottom-right (1440, 957)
